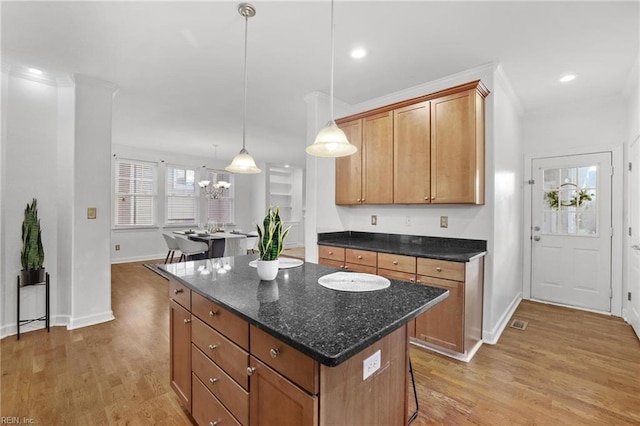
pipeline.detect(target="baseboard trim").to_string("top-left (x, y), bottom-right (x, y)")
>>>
top-left (111, 254), bottom-right (167, 264)
top-left (410, 338), bottom-right (483, 363)
top-left (68, 311), bottom-right (115, 330)
top-left (483, 292), bottom-right (523, 344)
top-left (0, 315), bottom-right (71, 340)
top-left (629, 304), bottom-right (640, 340)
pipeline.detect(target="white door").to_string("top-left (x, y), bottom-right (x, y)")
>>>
top-left (531, 153), bottom-right (612, 312)
top-left (628, 138), bottom-right (640, 336)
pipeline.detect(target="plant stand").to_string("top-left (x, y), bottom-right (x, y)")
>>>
top-left (16, 272), bottom-right (50, 340)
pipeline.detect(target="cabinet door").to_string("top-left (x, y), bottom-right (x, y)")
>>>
top-left (431, 89), bottom-right (483, 204)
top-left (249, 356), bottom-right (318, 426)
top-left (335, 119), bottom-right (363, 205)
top-left (394, 101), bottom-right (431, 204)
top-left (169, 300), bottom-right (192, 411)
top-left (415, 276), bottom-right (464, 353)
top-left (363, 111), bottom-right (394, 204)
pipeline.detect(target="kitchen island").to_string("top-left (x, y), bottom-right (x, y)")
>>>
top-left (160, 254), bottom-right (447, 426)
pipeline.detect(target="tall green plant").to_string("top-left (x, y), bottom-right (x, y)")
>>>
top-left (256, 206), bottom-right (290, 261)
top-left (21, 198), bottom-right (44, 270)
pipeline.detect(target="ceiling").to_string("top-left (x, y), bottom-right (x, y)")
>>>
top-left (2, 1), bottom-right (638, 167)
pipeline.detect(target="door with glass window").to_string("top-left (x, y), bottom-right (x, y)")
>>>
top-left (531, 153), bottom-right (612, 312)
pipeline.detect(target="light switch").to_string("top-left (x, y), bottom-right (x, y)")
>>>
top-left (87, 207), bottom-right (97, 219)
top-left (440, 216), bottom-right (448, 228)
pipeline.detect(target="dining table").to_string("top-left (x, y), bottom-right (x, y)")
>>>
top-left (173, 230), bottom-right (248, 259)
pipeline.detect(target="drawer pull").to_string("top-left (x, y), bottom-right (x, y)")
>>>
top-left (436, 267), bottom-right (442, 272)
top-left (393, 260), bottom-right (399, 265)
top-left (270, 348), bottom-right (280, 358)
top-left (416, 279), bottom-right (421, 284)
top-left (209, 310), bottom-right (218, 318)
top-left (357, 199), bottom-right (361, 202)
top-left (362, 198), bottom-right (366, 202)
top-left (425, 196), bottom-right (430, 200)
top-left (328, 251), bottom-right (333, 255)
top-left (173, 288), bottom-right (183, 295)
top-left (357, 255), bottom-right (363, 259)
top-left (247, 366), bottom-right (257, 376)
top-left (209, 344), bottom-right (219, 351)
top-left (183, 318), bottom-right (191, 324)
top-left (409, 278), bottom-right (415, 283)
top-left (209, 420), bottom-right (221, 426)
top-left (343, 265), bottom-right (349, 270)
top-left (209, 377), bottom-right (219, 384)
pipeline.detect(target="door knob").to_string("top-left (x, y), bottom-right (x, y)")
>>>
top-left (533, 235), bottom-right (541, 241)
top-left (632, 245), bottom-right (640, 250)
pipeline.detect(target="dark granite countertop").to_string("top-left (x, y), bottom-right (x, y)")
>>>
top-left (159, 254), bottom-right (447, 367)
top-left (318, 231), bottom-right (487, 262)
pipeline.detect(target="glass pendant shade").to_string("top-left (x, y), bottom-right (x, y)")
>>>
top-left (225, 148), bottom-right (261, 174)
top-left (306, 120), bottom-right (357, 157)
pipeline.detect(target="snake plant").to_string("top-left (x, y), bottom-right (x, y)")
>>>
top-left (21, 198), bottom-right (44, 271)
top-left (256, 206), bottom-right (290, 261)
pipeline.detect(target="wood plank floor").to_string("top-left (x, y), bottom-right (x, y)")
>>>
top-left (2, 262), bottom-right (639, 425)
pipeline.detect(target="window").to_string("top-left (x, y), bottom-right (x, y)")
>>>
top-left (205, 169), bottom-right (234, 225)
top-left (166, 165), bottom-right (198, 225)
top-left (114, 159), bottom-right (156, 227)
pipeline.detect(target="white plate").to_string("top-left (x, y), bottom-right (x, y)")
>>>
top-left (249, 258), bottom-right (304, 269)
top-left (317, 272), bottom-right (390, 292)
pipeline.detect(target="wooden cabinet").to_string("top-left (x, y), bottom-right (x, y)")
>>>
top-left (415, 257), bottom-right (484, 357)
top-left (169, 299), bottom-right (191, 412)
top-left (430, 88), bottom-right (485, 204)
top-left (344, 248), bottom-right (377, 274)
top-left (335, 120), bottom-right (363, 205)
top-left (335, 80), bottom-right (488, 206)
top-left (394, 101), bottom-right (431, 204)
top-left (336, 112), bottom-right (393, 205)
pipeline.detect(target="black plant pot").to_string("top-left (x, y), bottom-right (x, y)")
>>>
top-left (20, 268), bottom-right (45, 286)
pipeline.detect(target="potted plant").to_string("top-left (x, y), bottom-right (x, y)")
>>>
top-left (255, 206), bottom-right (290, 281)
top-left (20, 198), bottom-right (45, 286)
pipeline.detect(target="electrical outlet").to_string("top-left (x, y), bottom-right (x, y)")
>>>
top-left (440, 216), bottom-right (448, 228)
top-left (405, 216), bottom-right (411, 227)
top-left (371, 215), bottom-right (377, 226)
top-left (363, 350), bottom-right (381, 380)
top-left (115, 244), bottom-right (120, 251)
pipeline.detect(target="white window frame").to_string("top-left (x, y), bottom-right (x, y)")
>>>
top-left (165, 164), bottom-right (199, 227)
top-left (113, 158), bottom-right (157, 229)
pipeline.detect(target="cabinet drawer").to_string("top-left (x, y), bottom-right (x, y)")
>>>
top-left (250, 325), bottom-right (319, 395)
top-left (318, 246), bottom-right (345, 262)
top-left (192, 317), bottom-right (249, 390)
top-left (169, 279), bottom-right (190, 310)
top-left (192, 292), bottom-right (249, 351)
top-left (192, 373), bottom-right (241, 426)
top-left (319, 258), bottom-right (343, 269)
top-left (343, 263), bottom-right (377, 274)
top-left (417, 258), bottom-right (465, 282)
top-left (377, 269), bottom-right (416, 283)
top-left (192, 345), bottom-right (248, 425)
top-left (377, 253), bottom-right (416, 274)
top-left (345, 249), bottom-right (377, 267)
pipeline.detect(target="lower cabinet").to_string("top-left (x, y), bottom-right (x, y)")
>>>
top-left (169, 298), bottom-right (191, 411)
top-left (192, 373), bottom-right (242, 426)
top-left (414, 277), bottom-right (463, 352)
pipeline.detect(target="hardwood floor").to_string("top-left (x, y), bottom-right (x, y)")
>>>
top-left (2, 262), bottom-right (639, 425)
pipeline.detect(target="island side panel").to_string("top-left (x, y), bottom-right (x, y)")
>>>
top-left (319, 325), bottom-right (408, 426)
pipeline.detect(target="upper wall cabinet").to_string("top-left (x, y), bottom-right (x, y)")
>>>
top-left (335, 80), bottom-right (489, 206)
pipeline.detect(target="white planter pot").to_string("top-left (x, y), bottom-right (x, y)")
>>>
top-left (256, 259), bottom-right (279, 281)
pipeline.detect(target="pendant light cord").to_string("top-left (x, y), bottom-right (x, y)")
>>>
top-left (329, 0), bottom-right (335, 121)
top-left (242, 12), bottom-right (249, 150)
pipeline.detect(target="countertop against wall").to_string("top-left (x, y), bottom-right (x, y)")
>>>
top-left (318, 231), bottom-right (487, 262)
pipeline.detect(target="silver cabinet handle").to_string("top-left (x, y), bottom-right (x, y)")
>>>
top-left (436, 267), bottom-right (442, 272)
top-left (210, 420), bottom-right (221, 426)
top-left (247, 366), bottom-right (257, 376)
top-left (173, 288), bottom-right (183, 294)
top-left (357, 255), bottom-right (363, 259)
top-left (270, 348), bottom-right (280, 358)
top-left (209, 310), bottom-right (217, 318)
top-left (209, 377), bottom-right (218, 384)
top-left (209, 344), bottom-right (219, 351)
top-left (183, 318), bottom-right (191, 324)
top-left (533, 235), bottom-right (541, 241)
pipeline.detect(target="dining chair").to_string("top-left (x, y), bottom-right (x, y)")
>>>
top-left (244, 236), bottom-right (259, 254)
top-left (176, 237), bottom-right (209, 262)
top-left (162, 234), bottom-right (181, 264)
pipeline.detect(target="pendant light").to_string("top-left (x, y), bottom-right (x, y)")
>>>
top-left (226, 3), bottom-right (261, 174)
top-left (306, 0), bottom-right (358, 158)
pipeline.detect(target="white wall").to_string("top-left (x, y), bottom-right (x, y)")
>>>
top-left (305, 63), bottom-right (528, 343)
top-left (1, 71), bottom-right (117, 338)
top-left (1, 72), bottom-right (60, 336)
top-left (110, 143), bottom-right (266, 263)
top-left (522, 93), bottom-right (627, 317)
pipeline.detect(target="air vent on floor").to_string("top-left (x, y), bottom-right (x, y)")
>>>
top-left (510, 319), bottom-right (528, 330)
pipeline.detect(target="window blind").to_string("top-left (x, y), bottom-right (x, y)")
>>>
top-left (206, 170), bottom-right (234, 224)
top-left (167, 165), bottom-right (197, 225)
top-left (114, 159), bottom-right (156, 226)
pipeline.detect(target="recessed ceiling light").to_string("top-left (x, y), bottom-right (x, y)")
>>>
top-left (350, 48), bottom-right (367, 59)
top-left (559, 74), bottom-right (576, 83)
top-left (28, 68), bottom-right (43, 75)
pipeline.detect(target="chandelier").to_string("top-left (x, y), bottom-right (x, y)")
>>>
top-left (198, 179), bottom-right (231, 199)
